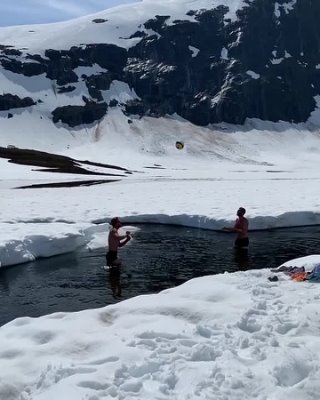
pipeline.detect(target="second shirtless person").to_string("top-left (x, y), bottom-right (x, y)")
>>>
top-left (223, 207), bottom-right (249, 249)
top-left (106, 217), bottom-right (131, 267)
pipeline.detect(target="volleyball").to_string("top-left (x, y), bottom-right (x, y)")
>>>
top-left (175, 141), bottom-right (184, 150)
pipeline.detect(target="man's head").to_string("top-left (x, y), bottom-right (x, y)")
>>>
top-left (110, 217), bottom-right (121, 228)
top-left (237, 207), bottom-right (246, 217)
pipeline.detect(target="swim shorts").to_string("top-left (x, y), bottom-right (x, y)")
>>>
top-left (235, 238), bottom-right (249, 248)
top-left (106, 251), bottom-right (118, 266)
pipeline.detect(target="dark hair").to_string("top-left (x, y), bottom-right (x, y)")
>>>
top-left (238, 207), bottom-right (246, 215)
top-left (110, 217), bottom-right (120, 227)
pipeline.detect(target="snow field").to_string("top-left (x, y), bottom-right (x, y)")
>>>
top-left (0, 264), bottom-right (320, 400)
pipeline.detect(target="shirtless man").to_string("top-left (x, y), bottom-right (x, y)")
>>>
top-left (223, 207), bottom-right (249, 248)
top-left (106, 217), bottom-right (131, 267)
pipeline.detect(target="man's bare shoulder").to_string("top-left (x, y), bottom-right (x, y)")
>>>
top-left (109, 228), bottom-right (118, 236)
top-left (242, 217), bottom-right (249, 228)
top-left (237, 217), bottom-right (247, 226)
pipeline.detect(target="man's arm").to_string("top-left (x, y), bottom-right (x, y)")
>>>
top-left (119, 234), bottom-right (131, 247)
top-left (223, 219), bottom-right (243, 233)
top-left (111, 229), bottom-right (127, 241)
top-left (118, 230), bottom-right (132, 241)
top-left (233, 219), bottom-right (244, 233)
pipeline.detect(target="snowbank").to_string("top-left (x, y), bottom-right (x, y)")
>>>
top-left (0, 256), bottom-right (319, 399)
top-left (1, 207), bottom-right (320, 268)
top-left (0, 222), bottom-right (108, 268)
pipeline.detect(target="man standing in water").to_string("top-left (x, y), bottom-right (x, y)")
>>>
top-left (223, 207), bottom-right (249, 248)
top-left (106, 217), bottom-right (131, 268)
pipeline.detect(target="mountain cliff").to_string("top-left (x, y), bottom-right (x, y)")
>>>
top-left (0, 0), bottom-right (319, 129)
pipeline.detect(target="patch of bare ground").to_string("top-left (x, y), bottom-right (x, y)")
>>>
top-left (15, 179), bottom-right (120, 189)
top-left (1, 146), bottom-right (133, 188)
top-left (0, 146), bottom-right (131, 176)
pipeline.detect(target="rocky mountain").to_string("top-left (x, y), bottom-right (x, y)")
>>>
top-left (0, 0), bottom-right (319, 129)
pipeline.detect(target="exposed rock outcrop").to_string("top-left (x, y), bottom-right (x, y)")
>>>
top-left (52, 102), bottom-right (108, 127)
top-left (1, 0), bottom-right (319, 127)
top-left (0, 94), bottom-right (35, 110)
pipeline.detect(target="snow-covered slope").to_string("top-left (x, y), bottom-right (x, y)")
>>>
top-left (0, 0), bottom-right (319, 131)
top-left (0, 0), bottom-right (245, 51)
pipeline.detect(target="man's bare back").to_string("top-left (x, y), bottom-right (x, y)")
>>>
top-left (234, 216), bottom-right (248, 239)
top-left (223, 207), bottom-right (249, 248)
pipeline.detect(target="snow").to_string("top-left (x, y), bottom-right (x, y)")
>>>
top-left (282, 0), bottom-right (297, 14)
top-left (0, 222), bottom-right (107, 267)
top-left (1, 99), bottom-right (319, 400)
top-left (1, 1), bottom-right (320, 397)
top-left (274, 1), bottom-right (296, 18)
top-left (0, 259), bottom-right (320, 400)
top-left (101, 80), bottom-right (140, 103)
top-left (0, 0), bottom-right (245, 53)
top-left (188, 45), bottom-right (199, 58)
top-left (271, 57), bottom-right (284, 65)
top-left (246, 70), bottom-right (260, 79)
top-left (1, 106), bottom-right (320, 267)
top-left (0, 90), bottom-right (320, 400)
top-left (279, 255), bottom-right (320, 273)
top-left (221, 46), bottom-right (229, 60)
top-left (1, 113), bottom-right (320, 396)
top-left (274, 3), bottom-right (281, 18)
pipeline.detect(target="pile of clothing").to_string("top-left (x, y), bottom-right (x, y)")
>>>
top-left (270, 263), bottom-right (320, 282)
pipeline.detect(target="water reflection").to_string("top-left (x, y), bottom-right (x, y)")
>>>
top-left (108, 268), bottom-right (122, 299)
top-left (0, 273), bottom-right (9, 292)
top-left (0, 224), bottom-right (320, 326)
top-left (233, 248), bottom-right (250, 271)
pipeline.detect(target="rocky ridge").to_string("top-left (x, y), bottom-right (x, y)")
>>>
top-left (0, 0), bottom-right (319, 128)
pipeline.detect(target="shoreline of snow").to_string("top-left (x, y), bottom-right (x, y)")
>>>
top-left (118, 211), bottom-right (320, 230)
top-left (1, 211), bottom-right (320, 268)
top-left (0, 222), bottom-right (108, 268)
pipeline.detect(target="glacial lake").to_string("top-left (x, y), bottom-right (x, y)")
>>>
top-left (0, 224), bottom-right (319, 326)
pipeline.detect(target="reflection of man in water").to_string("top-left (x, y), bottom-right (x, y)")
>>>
top-left (223, 207), bottom-right (249, 248)
top-left (233, 246), bottom-right (249, 270)
top-left (106, 217), bottom-right (131, 267)
top-left (109, 268), bottom-right (122, 298)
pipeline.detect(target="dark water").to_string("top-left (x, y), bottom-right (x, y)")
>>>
top-left (0, 224), bottom-right (319, 326)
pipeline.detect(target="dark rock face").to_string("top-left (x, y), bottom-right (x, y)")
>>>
top-left (84, 72), bottom-right (115, 101)
top-left (0, 43), bottom-right (127, 126)
top-left (1, 0), bottom-right (320, 127)
top-left (57, 85), bottom-right (76, 94)
top-left (52, 102), bottom-right (108, 127)
top-left (0, 58), bottom-right (46, 76)
top-left (0, 43), bottom-right (126, 81)
top-left (92, 18), bottom-right (108, 24)
top-left (0, 45), bottom-right (21, 56)
top-left (124, 0), bottom-right (320, 125)
top-left (124, 99), bottom-right (145, 116)
top-left (0, 94), bottom-right (35, 110)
